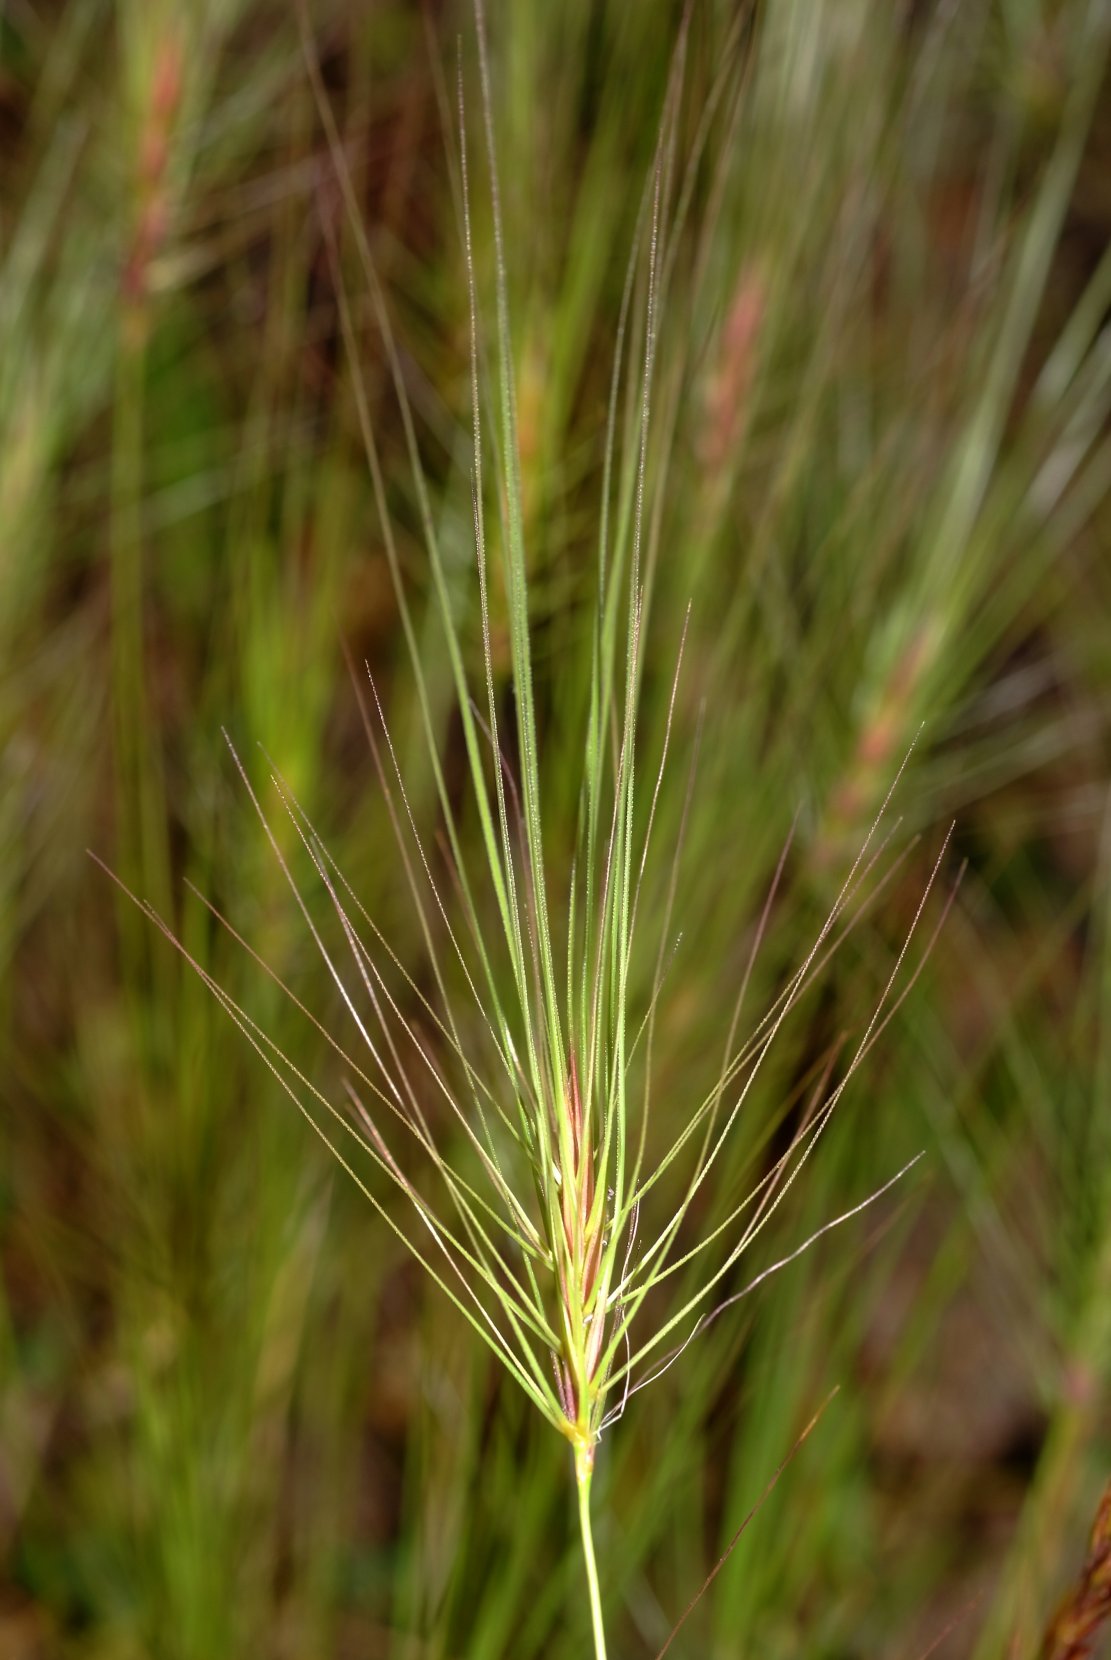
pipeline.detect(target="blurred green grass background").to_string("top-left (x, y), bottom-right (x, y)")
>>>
top-left (3, 1), bottom-right (1111, 1656)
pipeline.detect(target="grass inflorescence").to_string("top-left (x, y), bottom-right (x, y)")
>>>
top-left (107, 10), bottom-right (964, 1652)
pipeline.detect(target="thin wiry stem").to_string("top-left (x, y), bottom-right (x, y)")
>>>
top-left (575, 1447), bottom-right (608, 1660)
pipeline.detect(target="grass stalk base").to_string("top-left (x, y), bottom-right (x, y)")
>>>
top-left (575, 1443), bottom-right (607, 1660)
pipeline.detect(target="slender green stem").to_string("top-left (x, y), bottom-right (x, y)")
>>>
top-left (575, 1443), bottom-right (607, 1660)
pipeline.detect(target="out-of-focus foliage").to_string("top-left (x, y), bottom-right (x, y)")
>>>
top-left (2, 2), bottom-right (1110, 1656)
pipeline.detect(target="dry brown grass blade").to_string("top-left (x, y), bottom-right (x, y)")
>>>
top-left (1039, 1480), bottom-right (1111, 1660)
